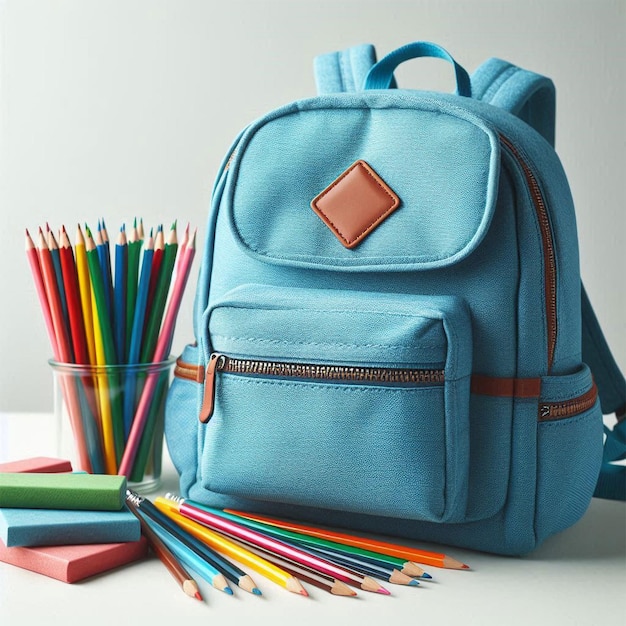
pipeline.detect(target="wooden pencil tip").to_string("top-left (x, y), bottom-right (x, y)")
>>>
top-left (332, 580), bottom-right (358, 597)
top-left (286, 576), bottom-right (308, 596)
top-left (361, 576), bottom-right (390, 595)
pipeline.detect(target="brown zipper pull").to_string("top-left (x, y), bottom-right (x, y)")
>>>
top-left (199, 354), bottom-right (226, 423)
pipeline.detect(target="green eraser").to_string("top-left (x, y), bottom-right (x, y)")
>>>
top-left (0, 473), bottom-right (127, 511)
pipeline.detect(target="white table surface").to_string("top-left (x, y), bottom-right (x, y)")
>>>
top-left (1, 412), bottom-right (625, 626)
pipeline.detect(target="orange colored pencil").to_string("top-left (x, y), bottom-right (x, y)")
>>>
top-left (225, 510), bottom-right (470, 570)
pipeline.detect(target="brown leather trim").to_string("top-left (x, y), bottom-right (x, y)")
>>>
top-left (310, 160), bottom-right (400, 249)
top-left (470, 375), bottom-right (541, 398)
top-left (174, 357), bottom-right (204, 383)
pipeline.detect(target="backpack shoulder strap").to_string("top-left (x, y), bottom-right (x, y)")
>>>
top-left (313, 43), bottom-right (379, 94)
top-left (581, 284), bottom-right (626, 500)
top-left (317, 42), bottom-right (475, 95)
top-left (471, 57), bottom-right (556, 146)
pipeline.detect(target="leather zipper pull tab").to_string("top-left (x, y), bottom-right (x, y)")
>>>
top-left (199, 353), bottom-right (225, 423)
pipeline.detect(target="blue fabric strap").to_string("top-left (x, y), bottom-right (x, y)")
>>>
top-left (581, 284), bottom-right (626, 500)
top-left (313, 44), bottom-right (378, 95)
top-left (471, 58), bottom-right (556, 146)
top-left (363, 41), bottom-right (471, 96)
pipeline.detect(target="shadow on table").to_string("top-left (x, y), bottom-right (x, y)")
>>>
top-left (526, 497), bottom-right (626, 562)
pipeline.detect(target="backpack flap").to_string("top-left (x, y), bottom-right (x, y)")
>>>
top-left (226, 94), bottom-right (500, 272)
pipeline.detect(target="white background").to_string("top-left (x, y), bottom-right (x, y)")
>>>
top-left (0, 0), bottom-right (624, 412)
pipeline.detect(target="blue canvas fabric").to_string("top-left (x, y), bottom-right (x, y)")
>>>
top-left (164, 42), bottom-right (625, 555)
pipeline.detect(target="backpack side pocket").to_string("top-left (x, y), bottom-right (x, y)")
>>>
top-left (535, 364), bottom-right (603, 542)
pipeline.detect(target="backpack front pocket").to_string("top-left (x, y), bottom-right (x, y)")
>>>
top-left (199, 284), bottom-right (472, 523)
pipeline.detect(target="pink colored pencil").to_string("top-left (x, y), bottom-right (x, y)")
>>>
top-left (36, 228), bottom-right (92, 472)
top-left (25, 230), bottom-right (60, 360)
top-left (117, 231), bottom-right (197, 477)
top-left (176, 501), bottom-right (389, 594)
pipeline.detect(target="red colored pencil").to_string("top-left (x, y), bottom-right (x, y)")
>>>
top-left (58, 227), bottom-right (89, 365)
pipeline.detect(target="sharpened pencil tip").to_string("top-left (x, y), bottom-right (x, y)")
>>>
top-left (377, 587), bottom-right (391, 595)
top-left (194, 591), bottom-right (202, 601)
top-left (422, 573), bottom-right (433, 579)
top-left (224, 587), bottom-right (233, 595)
top-left (252, 588), bottom-right (262, 596)
top-left (461, 564), bottom-right (470, 569)
top-left (299, 589), bottom-right (309, 597)
top-left (408, 579), bottom-right (420, 587)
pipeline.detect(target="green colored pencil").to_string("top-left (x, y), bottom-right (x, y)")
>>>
top-left (125, 218), bottom-right (143, 362)
top-left (140, 221), bottom-right (178, 363)
top-left (213, 507), bottom-right (430, 578)
top-left (85, 226), bottom-right (125, 462)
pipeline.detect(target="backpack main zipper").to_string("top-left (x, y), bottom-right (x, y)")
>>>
top-left (500, 135), bottom-right (558, 372)
top-left (198, 354), bottom-right (445, 423)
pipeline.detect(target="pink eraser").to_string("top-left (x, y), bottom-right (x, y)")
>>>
top-left (0, 536), bottom-right (148, 583)
top-left (0, 457), bottom-right (73, 474)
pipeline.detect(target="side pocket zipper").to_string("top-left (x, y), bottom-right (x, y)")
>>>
top-left (538, 382), bottom-right (598, 421)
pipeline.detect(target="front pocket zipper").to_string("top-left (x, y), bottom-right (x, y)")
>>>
top-left (199, 353), bottom-right (445, 424)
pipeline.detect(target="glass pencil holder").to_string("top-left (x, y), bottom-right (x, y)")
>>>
top-left (49, 357), bottom-right (176, 493)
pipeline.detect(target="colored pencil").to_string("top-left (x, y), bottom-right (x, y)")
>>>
top-left (47, 226), bottom-right (71, 354)
top-left (163, 496), bottom-right (389, 594)
top-left (223, 508), bottom-right (419, 584)
top-left (86, 226), bottom-right (125, 469)
top-left (74, 225), bottom-right (97, 365)
top-left (196, 505), bottom-right (417, 586)
top-left (140, 222), bottom-right (178, 363)
top-left (25, 230), bottom-right (59, 359)
top-left (37, 229), bottom-right (92, 472)
top-left (154, 498), bottom-right (307, 596)
top-left (113, 225), bottom-right (128, 365)
top-left (125, 492), bottom-right (235, 595)
top-left (130, 501), bottom-right (231, 594)
top-left (118, 231), bottom-right (196, 478)
top-left (301, 543), bottom-right (419, 586)
top-left (58, 227), bottom-right (104, 473)
top-left (37, 228), bottom-right (71, 359)
top-left (220, 506), bottom-right (431, 579)
top-left (226, 534), bottom-right (356, 597)
top-left (226, 509), bottom-right (470, 570)
top-left (58, 227), bottom-right (88, 366)
top-left (125, 219), bottom-right (143, 362)
top-left (150, 503), bottom-right (262, 595)
top-left (123, 231), bottom-right (154, 439)
top-left (146, 225), bottom-right (164, 320)
top-left (125, 497), bottom-right (202, 601)
top-left (95, 220), bottom-right (114, 331)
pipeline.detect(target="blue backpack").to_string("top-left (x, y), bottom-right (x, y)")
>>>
top-left (165, 42), bottom-right (625, 555)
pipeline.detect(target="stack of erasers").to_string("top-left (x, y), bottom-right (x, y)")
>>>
top-left (0, 457), bottom-right (147, 583)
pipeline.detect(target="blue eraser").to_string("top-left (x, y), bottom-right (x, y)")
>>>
top-left (0, 505), bottom-right (141, 547)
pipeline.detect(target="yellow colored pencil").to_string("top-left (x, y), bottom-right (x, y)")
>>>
top-left (154, 498), bottom-right (307, 596)
top-left (74, 225), bottom-right (97, 365)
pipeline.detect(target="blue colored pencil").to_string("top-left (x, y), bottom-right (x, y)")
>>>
top-left (47, 226), bottom-right (72, 360)
top-left (114, 225), bottom-right (128, 366)
top-left (131, 502), bottom-right (230, 594)
top-left (125, 492), bottom-right (233, 594)
top-left (96, 220), bottom-right (114, 330)
top-left (123, 231), bottom-right (154, 439)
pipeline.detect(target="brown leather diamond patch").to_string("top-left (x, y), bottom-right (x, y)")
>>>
top-left (310, 160), bottom-right (400, 249)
